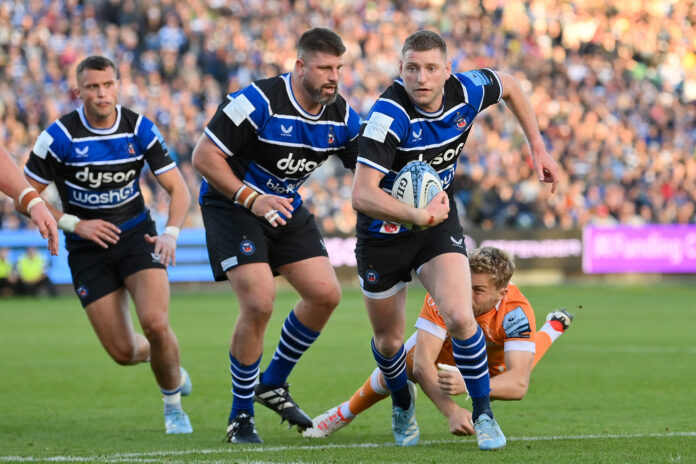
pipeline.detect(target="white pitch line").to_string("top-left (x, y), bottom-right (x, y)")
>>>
top-left (570, 345), bottom-right (696, 355)
top-left (1, 432), bottom-right (694, 462)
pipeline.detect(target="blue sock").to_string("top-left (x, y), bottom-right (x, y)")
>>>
top-left (261, 310), bottom-right (319, 387)
top-left (452, 326), bottom-right (493, 421)
top-left (371, 339), bottom-right (411, 410)
top-left (229, 352), bottom-right (261, 421)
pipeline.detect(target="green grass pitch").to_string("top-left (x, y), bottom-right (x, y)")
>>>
top-left (1, 282), bottom-right (694, 463)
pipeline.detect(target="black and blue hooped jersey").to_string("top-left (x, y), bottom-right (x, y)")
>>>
top-left (357, 68), bottom-right (503, 237)
top-left (25, 105), bottom-right (176, 231)
top-left (199, 73), bottom-right (361, 210)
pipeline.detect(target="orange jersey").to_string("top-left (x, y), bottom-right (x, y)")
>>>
top-left (413, 282), bottom-right (536, 376)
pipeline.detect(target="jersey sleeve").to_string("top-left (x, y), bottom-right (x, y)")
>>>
top-left (204, 84), bottom-right (270, 157)
top-left (500, 284), bottom-right (536, 354)
top-left (454, 68), bottom-right (503, 113)
top-left (136, 116), bottom-right (177, 175)
top-left (414, 293), bottom-right (448, 340)
top-left (24, 122), bottom-right (71, 185)
top-left (357, 99), bottom-right (409, 174)
top-left (335, 104), bottom-right (361, 170)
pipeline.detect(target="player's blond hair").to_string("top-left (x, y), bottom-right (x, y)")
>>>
top-left (468, 247), bottom-right (515, 290)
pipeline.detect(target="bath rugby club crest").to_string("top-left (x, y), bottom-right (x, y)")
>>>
top-left (239, 240), bottom-right (255, 256)
top-left (77, 285), bottom-right (89, 299)
top-left (455, 113), bottom-right (467, 131)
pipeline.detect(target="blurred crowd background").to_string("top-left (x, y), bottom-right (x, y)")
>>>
top-left (1, 0), bottom-right (695, 238)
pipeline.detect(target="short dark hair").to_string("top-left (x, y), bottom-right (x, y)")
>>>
top-left (298, 28), bottom-right (346, 57)
top-left (76, 56), bottom-right (117, 79)
top-left (402, 30), bottom-right (447, 57)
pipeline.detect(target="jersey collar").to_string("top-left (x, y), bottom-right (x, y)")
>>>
top-left (283, 73), bottom-right (325, 120)
top-left (395, 78), bottom-right (446, 118)
top-left (77, 104), bottom-right (122, 135)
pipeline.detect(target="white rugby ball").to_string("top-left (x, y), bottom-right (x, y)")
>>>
top-left (391, 161), bottom-right (443, 229)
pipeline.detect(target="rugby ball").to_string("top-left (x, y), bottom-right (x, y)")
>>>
top-left (391, 161), bottom-right (443, 229)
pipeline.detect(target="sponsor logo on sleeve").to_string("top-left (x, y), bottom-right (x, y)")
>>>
top-left (363, 112), bottom-right (393, 143)
top-left (502, 306), bottom-right (531, 338)
top-left (463, 70), bottom-right (492, 86)
top-left (150, 126), bottom-right (167, 152)
top-left (224, 94), bottom-right (256, 126)
top-left (33, 131), bottom-right (54, 159)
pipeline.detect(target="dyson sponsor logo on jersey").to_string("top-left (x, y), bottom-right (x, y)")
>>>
top-left (70, 184), bottom-right (137, 207)
top-left (276, 153), bottom-right (319, 175)
top-left (76, 166), bottom-right (137, 188)
top-left (417, 142), bottom-right (464, 167)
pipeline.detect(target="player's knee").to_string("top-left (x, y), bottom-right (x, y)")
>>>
top-left (310, 283), bottom-right (341, 311)
top-left (444, 311), bottom-right (477, 338)
top-left (109, 344), bottom-right (139, 365)
top-left (372, 334), bottom-right (402, 358)
top-left (140, 317), bottom-right (170, 343)
top-left (238, 297), bottom-right (275, 328)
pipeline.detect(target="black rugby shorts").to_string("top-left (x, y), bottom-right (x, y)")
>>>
top-left (68, 218), bottom-right (166, 307)
top-left (200, 197), bottom-right (328, 282)
top-left (355, 207), bottom-right (467, 298)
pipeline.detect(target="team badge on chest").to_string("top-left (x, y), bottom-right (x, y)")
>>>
top-left (454, 113), bottom-right (467, 131)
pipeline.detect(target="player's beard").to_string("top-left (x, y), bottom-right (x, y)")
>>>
top-left (306, 82), bottom-right (339, 106)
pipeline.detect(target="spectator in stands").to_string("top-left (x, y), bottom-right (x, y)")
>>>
top-left (0, 247), bottom-right (17, 296)
top-left (15, 246), bottom-right (56, 296)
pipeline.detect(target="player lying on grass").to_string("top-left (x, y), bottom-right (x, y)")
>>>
top-left (304, 246), bottom-right (573, 438)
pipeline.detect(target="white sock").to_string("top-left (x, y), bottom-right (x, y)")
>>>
top-left (540, 322), bottom-right (563, 342)
top-left (338, 401), bottom-right (354, 420)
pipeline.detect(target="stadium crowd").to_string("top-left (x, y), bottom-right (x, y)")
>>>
top-left (1, 0), bottom-right (695, 237)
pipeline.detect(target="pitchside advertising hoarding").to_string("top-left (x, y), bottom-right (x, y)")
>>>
top-left (324, 230), bottom-right (584, 271)
top-left (2, 225), bottom-right (694, 283)
top-left (582, 224), bottom-right (696, 273)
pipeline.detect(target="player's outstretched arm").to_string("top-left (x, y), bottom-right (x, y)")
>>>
top-left (412, 329), bottom-right (474, 435)
top-left (2, 147), bottom-right (59, 255)
top-left (145, 168), bottom-right (191, 266)
top-left (351, 164), bottom-right (448, 228)
top-left (497, 71), bottom-right (559, 193)
top-left (192, 135), bottom-right (293, 227)
top-left (489, 350), bottom-right (534, 401)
